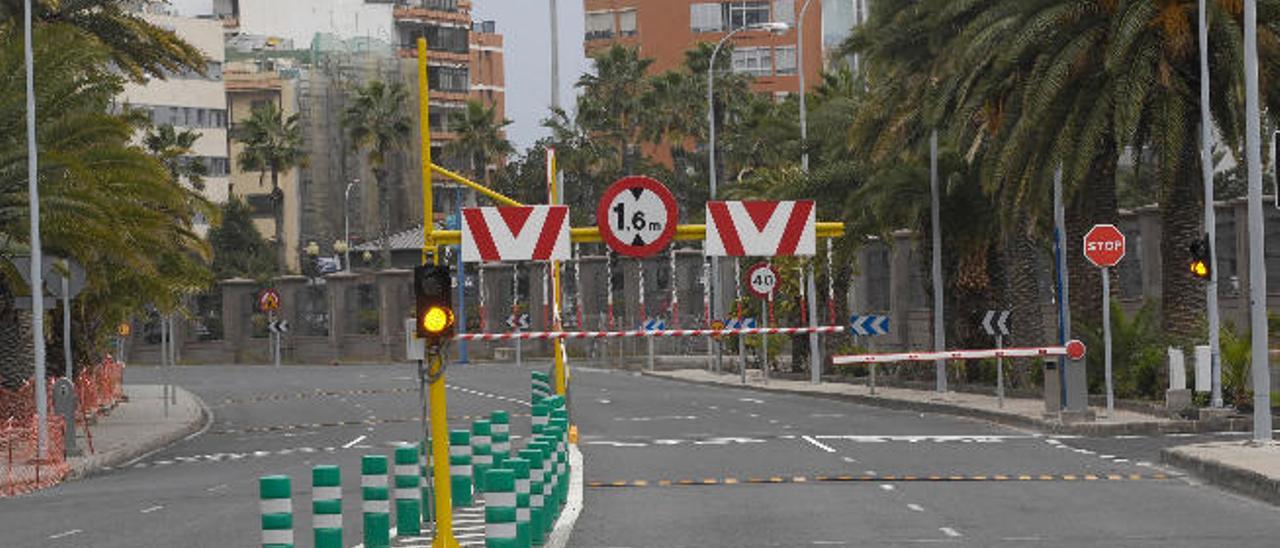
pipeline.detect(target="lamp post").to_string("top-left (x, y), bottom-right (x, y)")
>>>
top-left (707, 20), bottom-right (790, 372)
top-left (797, 0), bottom-right (816, 174)
top-left (344, 179), bottom-right (357, 272)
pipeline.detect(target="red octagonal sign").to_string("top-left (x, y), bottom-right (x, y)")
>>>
top-left (1083, 224), bottom-right (1126, 268)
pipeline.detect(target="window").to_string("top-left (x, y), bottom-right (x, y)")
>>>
top-left (410, 25), bottom-right (468, 53)
top-left (618, 9), bottom-right (638, 36)
top-left (775, 45), bottom-right (797, 74)
top-left (429, 65), bottom-right (470, 93)
top-left (732, 46), bottom-right (772, 76)
top-left (690, 3), bottom-right (723, 33)
top-left (585, 11), bottom-right (614, 40)
top-left (131, 104), bottom-right (229, 129)
top-left (429, 105), bottom-right (466, 132)
top-left (727, 1), bottom-right (770, 30)
top-left (772, 0), bottom-right (795, 25)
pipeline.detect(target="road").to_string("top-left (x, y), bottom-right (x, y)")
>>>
top-left (567, 367), bottom-right (1280, 547)
top-left (2, 362), bottom-right (1278, 547)
top-left (0, 363), bottom-right (534, 548)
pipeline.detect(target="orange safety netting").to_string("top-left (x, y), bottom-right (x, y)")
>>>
top-left (0, 356), bottom-right (125, 497)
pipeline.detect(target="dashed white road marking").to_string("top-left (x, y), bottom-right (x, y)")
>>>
top-left (841, 456), bottom-right (858, 463)
top-left (49, 530), bottom-right (82, 540)
top-left (140, 505), bottom-right (164, 514)
top-left (343, 435), bottom-right (367, 449)
top-left (812, 542), bottom-right (848, 545)
top-left (206, 484), bottom-right (228, 492)
top-left (738, 397), bottom-right (765, 404)
top-left (801, 435), bottom-right (837, 453)
top-left (907, 503), bottom-right (925, 512)
top-left (939, 527), bottom-right (962, 538)
top-left (879, 484), bottom-right (895, 491)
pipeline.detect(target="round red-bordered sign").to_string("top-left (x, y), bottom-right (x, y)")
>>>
top-left (596, 176), bottom-right (678, 258)
top-left (745, 262), bottom-right (779, 300)
top-left (1065, 339), bottom-right (1087, 361)
top-left (258, 288), bottom-right (281, 313)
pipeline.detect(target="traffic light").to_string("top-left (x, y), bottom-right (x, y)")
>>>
top-left (414, 264), bottom-right (455, 345)
top-left (1189, 234), bottom-right (1212, 281)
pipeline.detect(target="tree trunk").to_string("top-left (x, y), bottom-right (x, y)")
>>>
top-left (1066, 138), bottom-right (1119, 333)
top-left (272, 168), bottom-right (286, 273)
top-left (1005, 218), bottom-right (1047, 389)
top-left (0, 278), bottom-right (36, 388)
top-left (1160, 134), bottom-right (1206, 338)
top-left (376, 168), bottom-right (393, 268)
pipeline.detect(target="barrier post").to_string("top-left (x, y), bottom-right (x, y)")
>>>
top-left (259, 475), bottom-right (294, 548)
top-left (491, 411), bottom-right (511, 467)
top-left (361, 455), bottom-right (391, 548)
top-left (449, 430), bottom-right (473, 507)
top-left (549, 417), bottom-right (569, 506)
top-left (507, 457), bottom-right (532, 548)
top-left (472, 420), bottom-right (493, 493)
top-left (531, 371), bottom-right (550, 403)
top-left (421, 440), bottom-right (433, 523)
top-left (485, 468), bottom-right (518, 548)
top-left (395, 444), bottom-right (423, 535)
top-left (531, 402), bottom-right (549, 436)
top-left (518, 448), bottom-right (546, 546)
top-left (312, 465), bottom-right (343, 548)
top-left (528, 440), bottom-right (556, 529)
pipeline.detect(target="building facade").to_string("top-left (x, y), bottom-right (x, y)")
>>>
top-left (583, 0), bottom-right (823, 98)
top-left (117, 8), bottom-right (231, 235)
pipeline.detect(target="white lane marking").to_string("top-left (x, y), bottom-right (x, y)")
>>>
top-left (841, 456), bottom-right (858, 463)
top-left (940, 527), bottom-right (962, 538)
top-left (1002, 537), bottom-right (1043, 542)
top-left (140, 505), bottom-right (164, 514)
top-left (907, 503), bottom-right (925, 512)
top-left (597, 399), bottom-right (612, 404)
top-left (864, 470), bottom-right (878, 476)
top-left (812, 542), bottom-right (848, 545)
top-left (49, 530), bottom-right (82, 540)
top-left (613, 415), bottom-right (698, 422)
top-left (738, 397), bottom-right (765, 404)
top-left (206, 484), bottom-right (228, 492)
top-left (1113, 435), bottom-right (1147, 440)
top-left (879, 484), bottom-right (895, 491)
top-left (343, 435), bottom-right (367, 449)
top-left (1099, 455), bottom-right (1116, 459)
top-left (815, 434), bottom-right (1033, 443)
top-left (810, 413), bottom-right (845, 418)
top-left (1166, 433), bottom-right (1197, 438)
top-left (801, 435), bottom-right (837, 453)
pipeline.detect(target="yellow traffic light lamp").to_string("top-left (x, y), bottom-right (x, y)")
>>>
top-left (422, 305), bottom-right (455, 336)
top-left (414, 264), bottom-right (455, 345)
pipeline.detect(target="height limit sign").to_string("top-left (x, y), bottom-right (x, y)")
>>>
top-left (597, 175), bottom-right (678, 257)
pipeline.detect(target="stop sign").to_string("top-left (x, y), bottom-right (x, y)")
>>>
top-left (1083, 224), bottom-right (1126, 268)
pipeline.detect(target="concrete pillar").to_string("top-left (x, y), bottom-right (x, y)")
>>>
top-left (377, 269), bottom-right (412, 361)
top-left (325, 272), bottom-right (358, 363)
top-left (889, 230), bottom-right (916, 352)
top-left (1136, 205), bottom-right (1162, 303)
top-left (219, 278), bottom-right (256, 363)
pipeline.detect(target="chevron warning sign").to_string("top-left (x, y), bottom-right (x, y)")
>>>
top-left (462, 206), bottom-right (571, 263)
top-left (705, 200), bottom-right (816, 257)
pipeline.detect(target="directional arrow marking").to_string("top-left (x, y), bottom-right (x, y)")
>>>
top-left (997, 310), bottom-right (1010, 336)
top-left (982, 311), bottom-right (996, 336)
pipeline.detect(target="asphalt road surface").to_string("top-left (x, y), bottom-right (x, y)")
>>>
top-left (567, 367), bottom-right (1280, 548)
top-left (3, 362), bottom-right (1279, 547)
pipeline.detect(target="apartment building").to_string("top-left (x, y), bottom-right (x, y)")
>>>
top-left (583, 0), bottom-right (823, 98)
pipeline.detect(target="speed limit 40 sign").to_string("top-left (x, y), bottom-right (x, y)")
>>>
top-left (745, 262), bottom-right (779, 300)
top-left (596, 176), bottom-right (678, 257)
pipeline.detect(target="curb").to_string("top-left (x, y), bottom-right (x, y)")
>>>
top-left (69, 386), bottom-right (213, 480)
top-left (544, 443), bottom-right (583, 548)
top-left (1160, 446), bottom-right (1280, 506)
top-left (641, 371), bottom-right (1230, 437)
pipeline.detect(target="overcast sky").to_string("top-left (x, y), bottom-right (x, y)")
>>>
top-left (472, 0), bottom-right (591, 152)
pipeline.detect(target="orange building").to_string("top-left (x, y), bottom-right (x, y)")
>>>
top-left (582, 0), bottom-right (824, 98)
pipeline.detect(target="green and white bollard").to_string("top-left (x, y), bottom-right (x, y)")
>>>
top-left (531, 371), bottom-right (550, 403)
top-left (259, 475), bottom-right (293, 548)
top-left (528, 440), bottom-right (556, 532)
top-left (312, 466), bottom-right (342, 548)
top-left (485, 468), bottom-right (518, 548)
top-left (449, 429), bottom-right (473, 507)
top-left (507, 457), bottom-right (532, 548)
top-left (539, 432), bottom-right (563, 514)
top-left (491, 410), bottom-right (511, 467)
top-left (531, 402), bottom-right (549, 436)
top-left (549, 417), bottom-right (569, 506)
top-left (472, 420), bottom-right (493, 493)
top-left (394, 444), bottom-right (422, 535)
top-left (518, 448), bottom-right (546, 546)
top-left (421, 440), bottom-right (433, 523)
top-left (361, 455), bottom-right (391, 548)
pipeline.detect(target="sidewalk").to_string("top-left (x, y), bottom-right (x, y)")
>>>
top-left (67, 384), bottom-right (209, 479)
top-left (644, 369), bottom-right (1241, 436)
top-left (1162, 441), bottom-right (1280, 506)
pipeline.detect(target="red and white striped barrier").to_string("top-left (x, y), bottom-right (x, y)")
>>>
top-left (455, 325), bottom-right (847, 342)
top-left (832, 340), bottom-right (1086, 365)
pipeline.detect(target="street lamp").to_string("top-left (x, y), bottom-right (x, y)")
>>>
top-left (707, 20), bottom-right (790, 372)
top-left (334, 240), bottom-right (349, 269)
top-left (798, 0), bottom-right (816, 173)
top-left (344, 179), bottom-right (358, 272)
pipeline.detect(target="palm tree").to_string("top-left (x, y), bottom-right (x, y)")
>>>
top-left (444, 100), bottom-right (513, 187)
top-left (342, 79), bottom-right (412, 266)
top-left (234, 102), bottom-right (307, 273)
top-left (144, 124), bottom-right (208, 191)
top-left (575, 45), bottom-right (654, 175)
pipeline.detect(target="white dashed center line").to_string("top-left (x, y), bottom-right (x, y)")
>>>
top-left (49, 530), bottom-right (82, 540)
top-left (879, 484), bottom-right (895, 491)
top-left (342, 435), bottom-right (367, 449)
top-left (801, 435), bottom-right (837, 453)
top-left (907, 503), bottom-right (925, 512)
top-left (940, 527), bottom-right (962, 538)
top-left (140, 505), bottom-right (164, 514)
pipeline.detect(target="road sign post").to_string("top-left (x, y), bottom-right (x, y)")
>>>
top-left (1084, 224), bottom-right (1126, 416)
top-left (746, 263), bottom-right (777, 380)
top-left (982, 310), bottom-right (1011, 407)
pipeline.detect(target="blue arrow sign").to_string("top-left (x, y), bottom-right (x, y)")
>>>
top-left (849, 314), bottom-right (890, 336)
top-left (642, 318), bottom-right (667, 331)
top-left (724, 318), bottom-right (757, 330)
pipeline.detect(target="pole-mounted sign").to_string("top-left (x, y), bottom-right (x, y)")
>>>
top-left (596, 176), bottom-right (678, 257)
top-left (1083, 224), bottom-right (1125, 416)
top-left (745, 262), bottom-right (779, 300)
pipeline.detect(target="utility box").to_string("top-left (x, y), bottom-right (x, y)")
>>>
top-left (52, 378), bottom-right (79, 457)
top-left (1043, 358), bottom-right (1061, 414)
top-left (1043, 357), bottom-right (1091, 420)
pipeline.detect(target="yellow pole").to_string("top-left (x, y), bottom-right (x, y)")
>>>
top-left (419, 37), bottom-right (459, 548)
top-left (549, 149), bottom-right (567, 396)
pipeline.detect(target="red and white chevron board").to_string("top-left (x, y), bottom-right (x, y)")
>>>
top-left (454, 325), bottom-right (846, 341)
top-left (705, 200), bottom-right (816, 257)
top-left (461, 205), bottom-right (571, 263)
